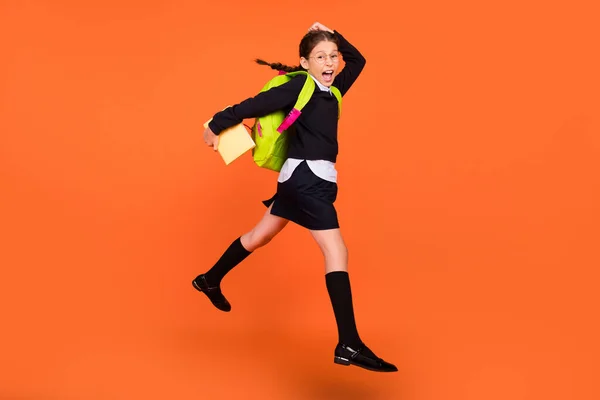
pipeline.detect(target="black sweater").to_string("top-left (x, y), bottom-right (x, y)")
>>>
top-left (208, 30), bottom-right (366, 163)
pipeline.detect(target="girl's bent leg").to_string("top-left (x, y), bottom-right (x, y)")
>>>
top-left (193, 204), bottom-right (289, 312)
top-left (310, 228), bottom-right (361, 346)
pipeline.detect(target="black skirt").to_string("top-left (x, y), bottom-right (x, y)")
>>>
top-left (262, 160), bottom-right (339, 230)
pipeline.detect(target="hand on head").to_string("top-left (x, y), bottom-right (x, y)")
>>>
top-left (308, 22), bottom-right (333, 34)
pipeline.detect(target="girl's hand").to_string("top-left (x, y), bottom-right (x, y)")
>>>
top-left (308, 22), bottom-right (333, 33)
top-left (203, 126), bottom-right (219, 151)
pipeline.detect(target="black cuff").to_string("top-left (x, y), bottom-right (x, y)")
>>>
top-left (208, 119), bottom-right (222, 135)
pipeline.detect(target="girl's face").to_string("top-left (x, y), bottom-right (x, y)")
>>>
top-left (300, 40), bottom-right (340, 87)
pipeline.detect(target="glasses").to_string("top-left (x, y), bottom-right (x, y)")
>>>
top-left (309, 52), bottom-right (340, 64)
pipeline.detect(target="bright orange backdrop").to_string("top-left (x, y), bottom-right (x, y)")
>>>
top-left (1, 1), bottom-right (599, 399)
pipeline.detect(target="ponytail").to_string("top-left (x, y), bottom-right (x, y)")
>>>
top-left (255, 58), bottom-right (304, 73)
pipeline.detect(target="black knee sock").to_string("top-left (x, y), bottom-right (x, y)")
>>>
top-left (325, 271), bottom-right (363, 347)
top-left (204, 237), bottom-right (251, 286)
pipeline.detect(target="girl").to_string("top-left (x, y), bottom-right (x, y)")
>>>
top-left (195, 22), bottom-right (397, 373)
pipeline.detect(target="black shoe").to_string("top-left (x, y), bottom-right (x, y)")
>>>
top-left (192, 274), bottom-right (231, 312)
top-left (334, 343), bottom-right (398, 372)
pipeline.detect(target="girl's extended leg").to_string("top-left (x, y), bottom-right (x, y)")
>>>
top-left (310, 228), bottom-right (359, 344)
top-left (310, 228), bottom-right (397, 372)
top-left (193, 204), bottom-right (289, 311)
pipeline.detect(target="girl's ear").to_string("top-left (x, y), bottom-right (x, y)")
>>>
top-left (300, 57), bottom-right (309, 69)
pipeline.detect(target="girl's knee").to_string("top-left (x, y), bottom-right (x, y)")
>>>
top-left (242, 229), bottom-right (274, 252)
top-left (323, 242), bottom-right (348, 261)
top-left (256, 232), bottom-right (275, 248)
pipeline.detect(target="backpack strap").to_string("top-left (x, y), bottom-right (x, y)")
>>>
top-left (276, 71), bottom-right (315, 133)
top-left (330, 86), bottom-right (342, 119)
top-left (276, 72), bottom-right (343, 133)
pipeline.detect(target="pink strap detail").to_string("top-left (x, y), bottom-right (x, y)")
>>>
top-left (277, 108), bottom-right (301, 133)
top-left (278, 70), bottom-right (286, 75)
top-left (257, 121), bottom-right (262, 137)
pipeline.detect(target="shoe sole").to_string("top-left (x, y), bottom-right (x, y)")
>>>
top-left (334, 356), bottom-right (397, 372)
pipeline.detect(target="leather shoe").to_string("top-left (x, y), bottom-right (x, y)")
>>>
top-left (334, 343), bottom-right (398, 372)
top-left (192, 274), bottom-right (231, 312)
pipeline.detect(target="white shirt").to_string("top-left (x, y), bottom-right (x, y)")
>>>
top-left (278, 74), bottom-right (338, 184)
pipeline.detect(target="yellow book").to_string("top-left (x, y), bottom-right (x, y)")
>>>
top-left (204, 107), bottom-right (256, 165)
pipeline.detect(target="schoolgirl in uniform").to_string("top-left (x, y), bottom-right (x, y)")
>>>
top-left (195, 22), bottom-right (397, 373)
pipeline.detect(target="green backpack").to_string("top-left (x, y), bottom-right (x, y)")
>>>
top-left (251, 70), bottom-right (342, 172)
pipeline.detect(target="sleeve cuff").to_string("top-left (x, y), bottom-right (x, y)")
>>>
top-left (208, 119), bottom-right (222, 135)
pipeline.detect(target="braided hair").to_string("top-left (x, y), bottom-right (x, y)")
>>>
top-left (255, 30), bottom-right (339, 72)
top-left (254, 59), bottom-right (304, 72)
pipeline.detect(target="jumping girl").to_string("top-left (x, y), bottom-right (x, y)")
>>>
top-left (195, 22), bottom-right (397, 373)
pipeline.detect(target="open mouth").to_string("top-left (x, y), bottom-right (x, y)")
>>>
top-left (322, 70), bottom-right (334, 83)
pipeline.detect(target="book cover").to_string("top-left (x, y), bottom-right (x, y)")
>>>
top-left (204, 107), bottom-right (255, 165)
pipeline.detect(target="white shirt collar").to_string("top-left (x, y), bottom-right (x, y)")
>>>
top-left (308, 73), bottom-right (331, 93)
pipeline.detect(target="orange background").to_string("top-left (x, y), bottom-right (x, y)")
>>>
top-left (1, 1), bottom-right (599, 399)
